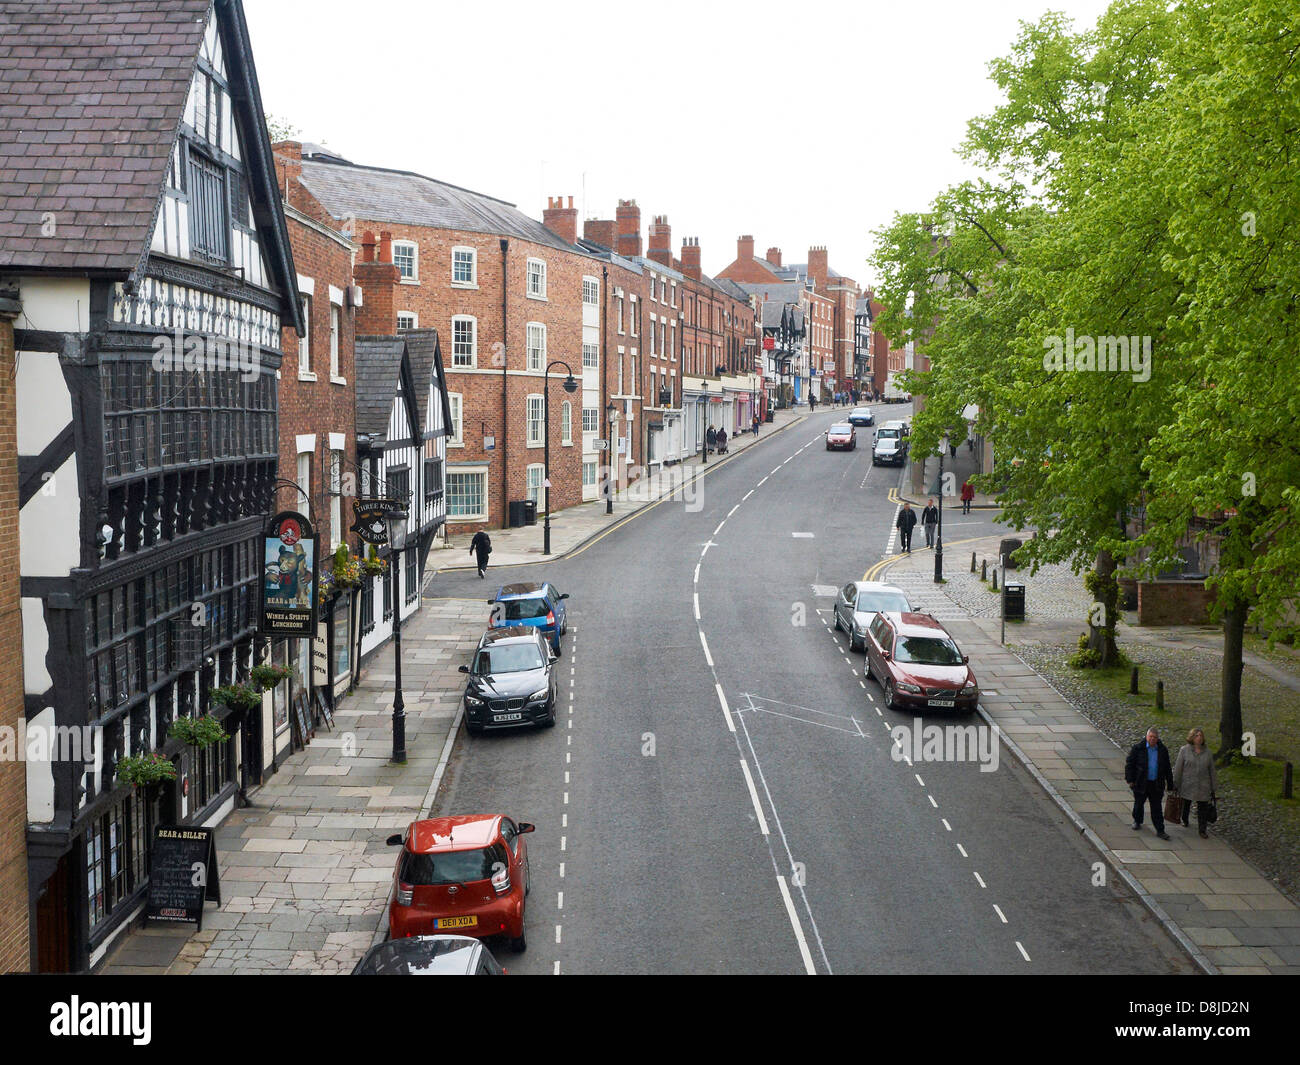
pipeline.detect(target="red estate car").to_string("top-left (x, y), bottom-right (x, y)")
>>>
top-left (826, 422), bottom-right (857, 450)
top-left (387, 814), bottom-right (534, 952)
top-left (863, 611), bottom-right (979, 713)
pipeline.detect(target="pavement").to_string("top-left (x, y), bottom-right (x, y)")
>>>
top-left (436, 405), bottom-right (811, 570)
top-left (874, 531), bottom-right (1300, 975)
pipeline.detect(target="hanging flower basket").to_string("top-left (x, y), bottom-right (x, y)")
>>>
top-left (251, 663), bottom-right (292, 692)
top-left (117, 752), bottom-right (178, 789)
top-left (169, 713), bottom-right (229, 748)
top-left (360, 544), bottom-right (388, 577)
top-left (329, 544), bottom-right (364, 589)
top-left (209, 683), bottom-right (262, 713)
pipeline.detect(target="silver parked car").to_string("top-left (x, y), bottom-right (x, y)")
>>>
top-left (832, 581), bottom-right (913, 652)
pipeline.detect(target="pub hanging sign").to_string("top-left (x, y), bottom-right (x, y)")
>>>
top-left (258, 510), bottom-right (319, 638)
top-left (351, 497), bottom-right (408, 546)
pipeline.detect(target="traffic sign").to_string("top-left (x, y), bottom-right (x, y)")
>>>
top-left (594, 439), bottom-right (609, 450)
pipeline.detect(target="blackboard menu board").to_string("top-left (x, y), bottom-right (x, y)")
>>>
top-left (145, 825), bottom-right (221, 929)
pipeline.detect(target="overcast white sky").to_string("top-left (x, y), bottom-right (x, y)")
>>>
top-left (244, 0), bottom-right (1113, 286)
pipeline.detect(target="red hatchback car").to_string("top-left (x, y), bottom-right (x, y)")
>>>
top-left (387, 814), bottom-right (534, 952)
top-left (825, 422), bottom-right (857, 450)
top-left (863, 611), bottom-right (979, 713)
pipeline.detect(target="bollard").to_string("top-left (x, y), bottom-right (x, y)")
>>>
top-left (991, 568), bottom-right (998, 591)
top-left (1156, 680), bottom-right (1164, 711)
top-left (971, 551), bottom-right (977, 573)
top-left (1285, 762), bottom-right (1294, 800)
top-left (1130, 666), bottom-right (1139, 695)
top-left (980, 559), bottom-right (987, 581)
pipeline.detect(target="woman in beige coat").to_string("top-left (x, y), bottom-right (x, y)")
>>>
top-left (1173, 727), bottom-right (1218, 838)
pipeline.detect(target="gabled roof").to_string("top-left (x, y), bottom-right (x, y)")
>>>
top-left (403, 328), bottom-right (453, 440)
top-left (300, 156), bottom-right (579, 253)
top-left (354, 337), bottom-right (407, 443)
top-left (0, 0), bottom-right (210, 274)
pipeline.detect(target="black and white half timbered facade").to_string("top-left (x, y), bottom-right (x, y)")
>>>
top-left (2, 0), bottom-right (301, 971)
top-left (354, 331), bottom-right (450, 663)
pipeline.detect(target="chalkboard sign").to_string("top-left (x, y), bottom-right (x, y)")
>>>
top-left (145, 825), bottom-right (221, 930)
top-left (314, 687), bottom-right (333, 731)
top-left (291, 691), bottom-right (312, 749)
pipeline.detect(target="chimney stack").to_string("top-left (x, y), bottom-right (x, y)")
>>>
top-left (647, 214), bottom-right (672, 268)
top-left (616, 199), bottom-right (642, 259)
top-left (272, 140), bottom-right (303, 200)
top-left (354, 228), bottom-right (400, 334)
top-left (680, 237), bottom-right (702, 280)
top-left (738, 234), bottom-right (755, 261)
top-left (766, 247), bottom-right (782, 268)
top-left (584, 217), bottom-right (617, 249)
top-left (808, 245), bottom-right (829, 289)
top-left (542, 194), bottom-right (579, 246)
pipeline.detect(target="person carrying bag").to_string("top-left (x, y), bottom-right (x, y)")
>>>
top-left (1172, 727), bottom-right (1219, 838)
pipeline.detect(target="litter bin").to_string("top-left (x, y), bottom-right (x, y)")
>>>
top-left (507, 500), bottom-right (526, 528)
top-left (1003, 582), bottom-right (1025, 620)
top-left (522, 499), bottom-right (537, 526)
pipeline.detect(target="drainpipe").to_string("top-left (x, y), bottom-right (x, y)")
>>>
top-left (602, 265), bottom-right (611, 513)
top-left (500, 238), bottom-right (509, 527)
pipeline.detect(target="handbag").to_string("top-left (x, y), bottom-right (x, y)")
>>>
top-left (1163, 790), bottom-right (1183, 823)
top-left (1206, 798), bottom-right (1218, 825)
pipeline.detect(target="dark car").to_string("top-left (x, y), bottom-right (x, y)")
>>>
top-left (351, 934), bottom-right (505, 975)
top-left (459, 626), bottom-right (557, 734)
top-left (488, 582), bottom-right (568, 654)
top-left (863, 611), bottom-right (979, 713)
top-left (848, 407), bottom-right (875, 426)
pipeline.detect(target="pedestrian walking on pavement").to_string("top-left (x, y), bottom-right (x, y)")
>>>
top-left (752, 414), bottom-right (760, 437)
top-left (1173, 728), bottom-right (1218, 838)
top-left (469, 530), bottom-right (492, 579)
top-left (921, 498), bottom-right (939, 548)
top-left (809, 394), bottom-right (817, 412)
top-left (1125, 726), bottom-right (1175, 839)
top-left (717, 427), bottom-right (728, 454)
top-left (960, 479), bottom-right (975, 515)
top-left (949, 439), bottom-right (958, 459)
top-left (896, 502), bottom-right (917, 553)
top-left (705, 425), bottom-right (717, 455)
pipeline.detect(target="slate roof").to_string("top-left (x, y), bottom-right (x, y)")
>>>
top-left (576, 238), bottom-right (644, 275)
top-left (0, 0), bottom-right (210, 274)
top-left (712, 277), bottom-right (753, 304)
top-left (354, 337), bottom-right (407, 443)
top-left (299, 157), bottom-right (580, 253)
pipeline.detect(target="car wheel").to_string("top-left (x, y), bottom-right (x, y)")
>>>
top-left (850, 629), bottom-right (862, 652)
top-left (509, 930), bottom-right (527, 954)
top-left (541, 705), bottom-right (557, 728)
top-left (552, 639), bottom-right (562, 658)
top-left (883, 679), bottom-right (897, 710)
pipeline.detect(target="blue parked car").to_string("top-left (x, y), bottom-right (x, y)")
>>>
top-left (487, 582), bottom-right (569, 654)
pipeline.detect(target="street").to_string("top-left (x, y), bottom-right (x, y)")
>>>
top-left (432, 407), bottom-right (1193, 974)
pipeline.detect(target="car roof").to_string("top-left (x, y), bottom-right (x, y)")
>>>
top-left (879, 611), bottom-right (950, 637)
top-left (405, 814), bottom-right (502, 853)
top-left (851, 582), bottom-right (908, 597)
top-left (355, 935), bottom-right (481, 975)
top-left (479, 626), bottom-right (542, 647)
top-left (494, 582), bottom-right (547, 599)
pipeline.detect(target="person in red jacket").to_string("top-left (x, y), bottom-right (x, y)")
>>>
top-left (960, 480), bottom-right (975, 515)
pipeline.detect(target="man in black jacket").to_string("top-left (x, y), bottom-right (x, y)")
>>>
top-left (1125, 726), bottom-right (1174, 839)
top-left (469, 530), bottom-right (492, 579)
top-left (705, 425), bottom-right (717, 456)
top-left (896, 503), bottom-right (918, 553)
top-left (920, 498), bottom-right (939, 548)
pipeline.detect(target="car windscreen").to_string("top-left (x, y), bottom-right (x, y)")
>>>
top-left (851, 409), bottom-right (870, 417)
top-left (473, 644), bottom-right (545, 674)
top-left (893, 636), bottom-right (964, 666)
top-left (501, 596), bottom-right (549, 620)
top-left (400, 843), bottom-right (508, 886)
top-left (829, 424), bottom-right (852, 434)
top-left (876, 428), bottom-right (901, 440)
top-left (857, 591), bottom-right (911, 615)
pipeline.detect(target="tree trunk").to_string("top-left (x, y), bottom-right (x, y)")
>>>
top-left (1219, 598), bottom-right (1246, 758)
top-left (1086, 549), bottom-right (1120, 668)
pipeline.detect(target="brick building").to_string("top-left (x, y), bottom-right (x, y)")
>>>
top-left (294, 149), bottom-right (597, 534)
top-left (0, 288), bottom-right (28, 971)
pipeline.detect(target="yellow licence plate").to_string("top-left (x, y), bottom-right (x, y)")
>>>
top-left (434, 915), bottom-right (478, 929)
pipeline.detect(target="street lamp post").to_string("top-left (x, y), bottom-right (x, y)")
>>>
top-left (544, 360), bottom-right (579, 555)
top-left (934, 433), bottom-right (948, 584)
top-left (605, 401), bottom-right (618, 514)
top-left (385, 510), bottom-right (409, 763)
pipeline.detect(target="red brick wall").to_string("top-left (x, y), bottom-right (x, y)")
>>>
top-left (274, 156), bottom-right (357, 550)
top-left (0, 306), bottom-right (29, 971)
top-left (1137, 582), bottom-right (1215, 626)
top-left (716, 234), bottom-right (783, 283)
